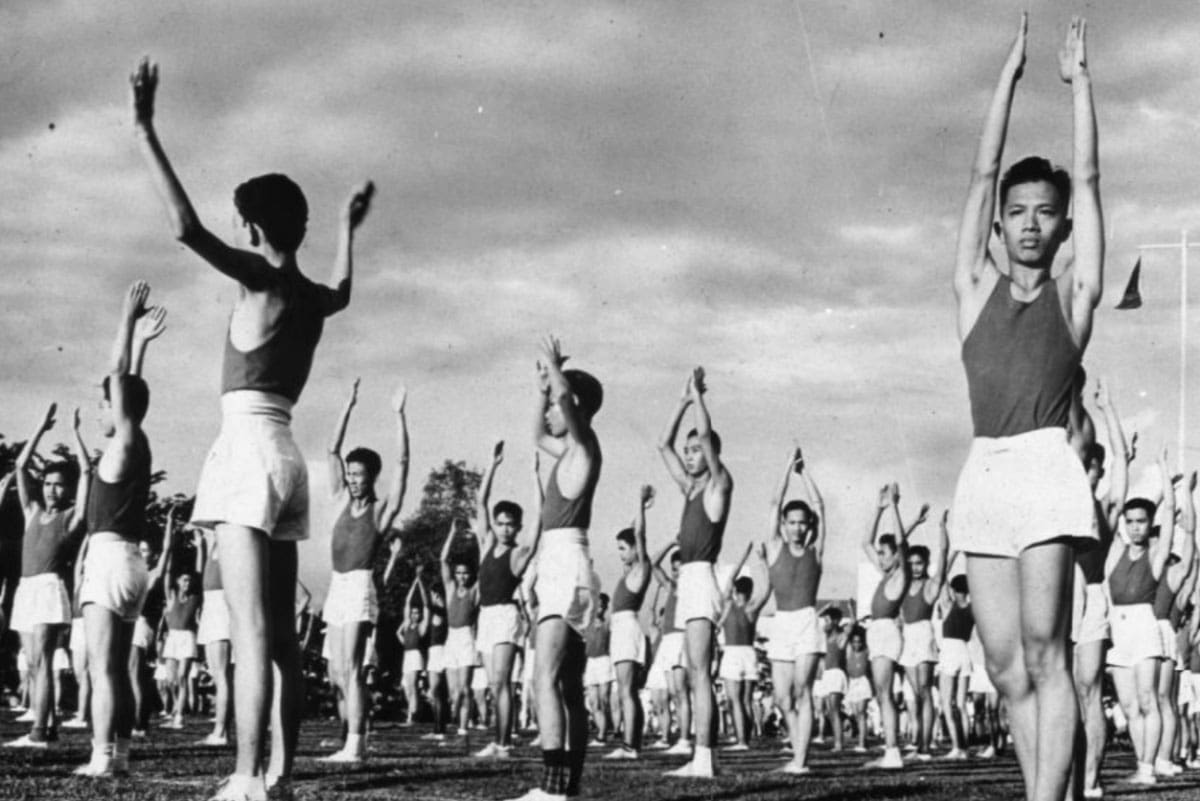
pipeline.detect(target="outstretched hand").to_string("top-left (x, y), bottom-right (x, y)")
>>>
top-left (914, 503), bottom-right (931, 527)
top-left (1058, 16), bottom-right (1087, 84)
top-left (40, 402), bottom-right (58, 434)
top-left (123, 281), bottom-right (150, 320)
top-left (791, 445), bottom-right (805, 474)
top-left (72, 406), bottom-right (82, 432)
top-left (877, 484), bottom-right (892, 510)
top-left (130, 58), bottom-right (159, 125)
top-left (134, 306), bottom-right (168, 342)
top-left (539, 335), bottom-right (568, 371)
top-left (641, 484), bottom-right (656, 508)
top-left (1004, 12), bottom-right (1028, 82)
top-left (343, 182), bottom-right (375, 230)
top-left (391, 385), bottom-right (407, 415)
top-left (347, 377), bottom-right (361, 407)
top-left (491, 440), bottom-right (505, 466)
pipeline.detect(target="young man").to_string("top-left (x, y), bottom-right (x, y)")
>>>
top-left (1153, 473), bottom-right (1196, 777)
top-left (323, 380), bottom-right (409, 762)
top-left (818, 607), bottom-right (849, 753)
top-left (717, 556), bottom-right (770, 753)
top-left (583, 594), bottom-right (615, 746)
top-left (844, 625), bottom-right (872, 753)
top-left (473, 442), bottom-right (542, 758)
top-left (764, 446), bottom-right (825, 773)
top-left (160, 568), bottom-right (201, 729)
top-left (439, 524), bottom-right (480, 737)
top-left (861, 483), bottom-right (913, 770)
top-left (195, 527), bottom-right (233, 747)
top-left (603, 486), bottom-right (656, 760)
top-left (510, 336), bottom-right (603, 801)
top-left (4, 405), bottom-right (91, 749)
top-left (657, 366), bottom-right (732, 779)
top-left (950, 16), bottom-right (1102, 801)
top-left (645, 550), bottom-right (689, 752)
top-left (936, 570), bottom-right (974, 761)
top-left (132, 58), bottom-right (373, 801)
top-left (397, 578), bottom-right (429, 726)
top-left (75, 282), bottom-right (161, 776)
top-left (898, 524), bottom-right (950, 760)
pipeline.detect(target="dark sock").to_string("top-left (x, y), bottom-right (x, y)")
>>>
top-left (565, 745), bottom-right (586, 796)
top-left (542, 748), bottom-right (568, 795)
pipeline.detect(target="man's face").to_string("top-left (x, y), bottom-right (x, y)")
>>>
top-left (1124, 508), bottom-right (1152, 545)
top-left (453, 565), bottom-right (472, 587)
top-left (782, 509), bottom-right (811, 544)
top-left (178, 574), bottom-right (192, 593)
top-left (544, 399), bottom-right (568, 437)
top-left (494, 511), bottom-right (520, 545)
top-left (617, 539), bottom-right (634, 566)
top-left (346, 462), bottom-right (372, 499)
top-left (908, 554), bottom-right (928, 579)
top-left (683, 436), bottom-right (708, 477)
top-left (998, 180), bottom-right (1068, 267)
top-left (42, 472), bottom-right (69, 510)
top-left (875, 543), bottom-right (898, 571)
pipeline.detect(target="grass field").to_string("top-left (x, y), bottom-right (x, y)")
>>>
top-left (2, 711), bottom-right (1198, 801)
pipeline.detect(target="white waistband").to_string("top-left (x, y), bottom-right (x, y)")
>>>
top-left (971, 426), bottom-right (1068, 451)
top-left (220, 390), bottom-right (293, 423)
top-left (542, 527), bottom-right (588, 547)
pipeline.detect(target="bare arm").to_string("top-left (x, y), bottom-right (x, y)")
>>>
top-left (652, 542), bottom-right (677, 589)
top-left (68, 408), bottom-right (93, 535)
top-left (511, 452), bottom-right (545, 578)
top-left (1151, 449), bottom-right (1175, 580)
top-left (322, 182), bottom-right (376, 316)
top-left (109, 281), bottom-right (148, 377)
top-left (926, 510), bottom-right (952, 603)
top-left (657, 375), bottom-right (694, 494)
top-left (439, 521), bottom-right (456, 592)
top-left (1169, 472), bottom-right (1197, 592)
top-left (532, 364), bottom-right (565, 458)
top-left (1093, 378), bottom-right (1129, 530)
top-left (861, 485), bottom-right (891, 571)
top-left (688, 367), bottom-right (729, 491)
top-left (476, 440), bottom-right (504, 552)
top-left (630, 484), bottom-right (655, 591)
top-left (954, 14), bottom-right (1026, 334)
top-left (377, 386), bottom-right (410, 533)
top-left (767, 447), bottom-right (800, 542)
top-left (539, 336), bottom-right (593, 452)
top-left (129, 306), bottom-right (167, 377)
top-left (747, 542), bottom-right (775, 616)
top-left (797, 454), bottom-right (827, 558)
top-left (15, 403), bottom-right (56, 514)
top-left (327, 379), bottom-right (358, 498)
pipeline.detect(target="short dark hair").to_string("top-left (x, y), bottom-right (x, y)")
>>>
top-left (999, 156), bottom-right (1071, 211)
top-left (820, 607), bottom-right (843, 624)
top-left (598, 592), bottom-right (610, 607)
top-left (685, 428), bottom-right (722, 455)
top-left (564, 369), bottom-right (603, 419)
top-left (103, 374), bottom-right (150, 423)
top-left (950, 574), bottom-right (969, 595)
top-left (492, 500), bottom-right (524, 526)
top-left (1083, 442), bottom-right (1106, 469)
top-left (669, 550), bottom-right (682, 566)
top-left (908, 545), bottom-right (930, 563)
top-left (1123, 497), bottom-right (1157, 519)
top-left (234, 173), bottom-right (308, 253)
top-left (615, 527), bottom-right (636, 547)
top-left (345, 447), bottom-right (382, 480)
top-left (42, 460), bottom-right (79, 486)
top-left (877, 534), bottom-right (897, 553)
top-left (782, 499), bottom-right (813, 521)
top-left (733, 576), bottom-right (754, 597)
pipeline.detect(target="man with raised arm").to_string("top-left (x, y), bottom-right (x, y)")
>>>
top-left (898, 512), bottom-right (950, 761)
top-left (508, 336), bottom-right (602, 801)
top-left (131, 58), bottom-right (373, 801)
top-left (657, 366), bottom-right (733, 779)
top-left (949, 16), bottom-right (1102, 801)
top-left (473, 442), bottom-right (543, 758)
top-left (75, 282), bottom-right (160, 776)
top-left (4, 404), bottom-right (91, 750)
top-left (716, 545), bottom-right (770, 754)
top-left (764, 446), bottom-right (825, 774)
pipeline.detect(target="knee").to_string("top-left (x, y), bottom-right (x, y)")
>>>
top-left (1020, 635), bottom-right (1066, 686)
top-left (1136, 689), bottom-right (1159, 717)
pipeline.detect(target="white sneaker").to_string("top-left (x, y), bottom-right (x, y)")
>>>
top-left (603, 746), bottom-right (638, 760)
top-left (1124, 765), bottom-right (1156, 786)
top-left (198, 733), bottom-right (229, 746)
top-left (473, 742), bottom-right (500, 758)
top-left (1081, 787), bottom-right (1103, 799)
top-left (645, 739), bottom-right (670, 750)
top-left (503, 788), bottom-right (566, 801)
top-left (1155, 759), bottom-right (1182, 777)
top-left (938, 748), bottom-right (968, 761)
top-left (776, 761), bottom-right (811, 775)
top-left (63, 717), bottom-right (89, 730)
top-left (208, 774), bottom-right (268, 801)
top-left (722, 743), bottom-right (750, 752)
top-left (664, 739), bottom-right (693, 756)
top-left (977, 745), bottom-right (996, 759)
top-left (14, 710), bottom-right (35, 723)
top-left (4, 734), bottom-right (48, 749)
top-left (865, 747), bottom-right (904, 770)
top-left (318, 748), bottom-right (363, 764)
top-left (664, 759), bottom-right (717, 778)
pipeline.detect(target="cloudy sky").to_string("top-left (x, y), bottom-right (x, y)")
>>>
top-left (4, 1), bottom-right (1200, 604)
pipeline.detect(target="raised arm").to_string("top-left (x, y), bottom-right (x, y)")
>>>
top-left (1093, 377), bottom-right (1129, 530)
top-left (511, 452), bottom-right (545, 578)
top-left (68, 408), bottom-right (93, 534)
top-left (657, 374), bottom-right (694, 494)
top-left (652, 542), bottom-right (677, 589)
top-left (321, 182), bottom-right (376, 316)
top-left (1168, 472), bottom-right (1197, 592)
top-left (15, 403), bottom-right (56, 514)
top-left (1058, 17), bottom-right (1103, 342)
top-left (532, 361), bottom-right (565, 458)
top-left (716, 543), bottom-right (754, 627)
top-left (747, 543), bottom-right (775, 616)
top-left (903, 502), bottom-right (931, 540)
top-left (926, 510), bottom-right (952, 603)
top-left (767, 447), bottom-right (801, 542)
top-left (634, 484), bottom-right (654, 574)
top-left (439, 521), bottom-right (457, 592)
top-left (378, 386), bottom-right (410, 533)
top-left (688, 367), bottom-right (729, 493)
top-left (861, 485), bottom-right (891, 571)
top-left (954, 14), bottom-right (1026, 336)
top-left (327, 379), bottom-right (358, 498)
top-left (476, 440), bottom-right (504, 550)
top-left (1151, 449), bottom-right (1176, 580)
top-left (130, 306), bottom-right (167, 378)
top-left (110, 282), bottom-right (149, 377)
top-left (539, 336), bottom-right (593, 450)
top-left (797, 453), bottom-right (827, 558)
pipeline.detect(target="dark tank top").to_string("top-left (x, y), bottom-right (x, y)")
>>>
top-left (1109, 549), bottom-right (1157, 606)
top-left (87, 433), bottom-right (151, 542)
top-left (541, 436), bottom-right (602, 531)
top-left (1153, 575), bottom-right (1177, 621)
top-left (1169, 602), bottom-right (1184, 629)
top-left (165, 594), bottom-right (200, 631)
top-left (447, 589), bottom-right (477, 629)
top-left (942, 603), bottom-right (975, 641)
top-left (585, 619), bottom-right (610, 658)
top-left (612, 571), bottom-right (648, 614)
top-left (1075, 499), bottom-right (1112, 585)
top-left (846, 645), bottom-right (869, 678)
top-left (723, 603), bottom-right (754, 646)
top-left (141, 575), bottom-right (166, 627)
top-left (478, 545), bottom-right (520, 606)
top-left (401, 624), bottom-right (422, 650)
top-left (22, 508), bottom-right (81, 578)
top-left (870, 569), bottom-right (908, 619)
top-left (901, 581), bottom-right (934, 623)
top-left (429, 603), bottom-right (448, 646)
top-left (768, 545), bottom-right (820, 611)
top-left (962, 276), bottom-right (1080, 438)
top-left (220, 272), bottom-right (325, 403)
top-left (825, 632), bottom-right (846, 670)
top-left (331, 502), bottom-right (381, 573)
top-left (202, 548), bottom-right (222, 591)
top-left (677, 489), bottom-right (728, 564)
top-left (661, 588), bottom-right (680, 634)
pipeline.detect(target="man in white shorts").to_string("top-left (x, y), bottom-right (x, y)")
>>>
top-left (196, 529), bottom-right (233, 746)
top-left (647, 550), bottom-right (688, 752)
top-left (717, 573), bottom-right (768, 752)
top-left (818, 608), bottom-right (850, 752)
top-left (657, 367), bottom-right (732, 779)
top-left (936, 574), bottom-right (974, 761)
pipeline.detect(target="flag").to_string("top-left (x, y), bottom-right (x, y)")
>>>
top-left (1116, 257), bottom-right (1142, 310)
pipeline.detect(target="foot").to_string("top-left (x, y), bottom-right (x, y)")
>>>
top-left (160, 719), bottom-right (184, 730)
top-left (645, 740), bottom-right (670, 751)
top-left (62, 717), bottom-right (89, 730)
top-left (503, 789), bottom-right (566, 801)
top-left (420, 732), bottom-right (445, 741)
top-left (265, 775), bottom-right (295, 801)
top-left (938, 748), bottom-right (968, 761)
top-left (664, 760), bottom-right (716, 778)
top-left (722, 743), bottom-right (750, 752)
top-left (318, 738), bottom-right (342, 748)
top-left (603, 745), bottom-right (639, 760)
top-left (908, 751), bottom-right (933, 763)
top-left (198, 733), bottom-right (229, 746)
top-left (473, 742), bottom-right (500, 758)
top-left (131, 729), bottom-right (147, 739)
top-left (1155, 759), bottom-right (1182, 777)
top-left (853, 745), bottom-right (868, 753)
top-left (1081, 787), bottom-right (1103, 800)
top-left (664, 739), bottom-right (693, 756)
top-left (4, 734), bottom-right (48, 749)
top-left (73, 759), bottom-right (115, 777)
top-left (588, 738), bottom-right (606, 748)
top-left (1124, 764), bottom-right (1157, 786)
top-left (777, 761), bottom-right (811, 775)
top-left (208, 774), bottom-right (268, 801)
top-left (976, 745), bottom-right (996, 760)
top-left (318, 748), bottom-right (363, 764)
top-left (14, 710), bottom-right (35, 723)
top-left (865, 748), bottom-right (904, 770)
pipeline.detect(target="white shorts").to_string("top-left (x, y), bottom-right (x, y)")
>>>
top-left (133, 616), bottom-right (155, 650)
top-left (867, 617), bottom-right (903, 664)
top-left (1189, 673), bottom-right (1200, 707)
top-left (477, 603), bottom-right (521, 653)
top-left (532, 531), bottom-right (595, 633)
top-left (443, 627), bottom-right (477, 670)
top-left (79, 536), bottom-right (149, 623)
top-left (323, 570), bottom-right (378, 627)
top-left (609, 610), bottom-right (646, 665)
top-left (472, 660), bottom-right (489, 690)
top-left (192, 391), bottom-right (309, 542)
top-left (16, 648), bottom-right (28, 674)
top-left (69, 617), bottom-right (86, 657)
top-left (937, 638), bottom-right (972, 677)
top-left (650, 631), bottom-right (686, 677)
top-left (154, 661), bottom-right (171, 681)
top-left (197, 589), bottom-right (231, 644)
top-left (10, 573), bottom-right (72, 631)
top-left (899, 619), bottom-right (938, 667)
top-left (427, 644), bottom-right (446, 674)
top-left (163, 629), bottom-right (198, 661)
top-left (675, 562), bottom-right (723, 627)
top-left (968, 636), bottom-right (994, 693)
top-left (522, 648), bottom-right (537, 683)
top-left (718, 644), bottom-right (758, 681)
top-left (813, 673), bottom-right (828, 699)
top-left (585, 655), bottom-right (615, 686)
top-left (846, 675), bottom-right (872, 704)
top-left (950, 428), bottom-right (1095, 557)
top-left (1159, 619), bottom-right (1180, 664)
top-left (1108, 604), bottom-right (1164, 668)
top-left (402, 649), bottom-right (425, 675)
top-left (767, 607), bottom-right (824, 661)
top-left (53, 648), bottom-right (69, 671)
top-left (822, 666), bottom-right (848, 695)
top-left (1180, 671), bottom-right (1195, 709)
top-left (1072, 583), bottom-right (1111, 646)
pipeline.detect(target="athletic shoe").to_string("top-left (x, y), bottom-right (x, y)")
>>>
top-left (645, 740), bottom-right (670, 750)
top-left (456, 727), bottom-right (469, 736)
top-left (603, 746), bottom-right (638, 760)
top-left (722, 743), bottom-right (750, 752)
top-left (852, 745), bottom-right (868, 753)
top-left (1155, 759), bottom-right (1182, 777)
top-left (208, 774), bottom-right (268, 801)
top-left (318, 748), bottom-right (363, 764)
top-left (473, 742), bottom-right (500, 758)
top-left (976, 745), bottom-right (996, 760)
top-left (664, 759), bottom-right (717, 778)
top-left (14, 710), bottom-right (35, 723)
top-left (1081, 787), bottom-right (1103, 799)
top-left (664, 739), bottom-right (693, 756)
top-left (503, 789), bottom-right (566, 801)
top-left (131, 729), bottom-right (147, 739)
top-left (938, 749), bottom-right (968, 761)
top-left (161, 719), bottom-right (184, 730)
top-left (4, 734), bottom-right (48, 749)
top-left (909, 751), bottom-right (933, 763)
top-left (198, 733), bottom-right (229, 747)
top-left (865, 748), bottom-right (904, 770)
top-left (776, 761), bottom-right (811, 775)
top-left (63, 716), bottom-right (89, 730)
top-left (588, 738), bottom-right (606, 748)
top-left (420, 732), bottom-right (444, 741)
top-left (528, 735), bottom-right (541, 748)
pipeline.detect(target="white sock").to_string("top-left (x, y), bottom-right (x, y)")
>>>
top-left (345, 733), bottom-right (364, 754)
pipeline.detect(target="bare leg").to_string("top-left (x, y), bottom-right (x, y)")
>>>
top-left (789, 654), bottom-right (820, 768)
top-left (208, 640), bottom-right (232, 740)
top-left (870, 658), bottom-right (899, 749)
top-left (1072, 639), bottom-right (1106, 791)
top-left (72, 632), bottom-right (91, 723)
top-left (266, 540), bottom-right (302, 781)
top-left (490, 643), bottom-right (517, 746)
top-left (669, 667), bottom-right (692, 744)
top-left (1156, 658), bottom-right (1178, 770)
top-left (614, 661), bottom-right (643, 750)
top-left (728, 679), bottom-right (748, 746)
top-left (827, 691), bottom-right (845, 751)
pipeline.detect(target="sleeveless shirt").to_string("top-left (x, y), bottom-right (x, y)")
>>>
top-left (962, 276), bottom-right (1080, 438)
top-left (22, 508), bottom-right (81, 579)
top-left (942, 603), bottom-right (975, 641)
top-left (1153, 574), bottom-right (1177, 621)
top-left (677, 489), bottom-right (727, 564)
top-left (768, 545), bottom-right (820, 611)
top-left (661, 588), bottom-right (680, 634)
top-left (87, 432), bottom-right (151, 542)
top-left (428, 602), bottom-right (448, 646)
top-left (870, 569), bottom-right (908, 619)
top-left (220, 271), bottom-right (325, 403)
top-left (401, 624), bottom-right (422, 650)
top-left (331, 501), bottom-right (381, 573)
top-left (202, 547), bottom-right (222, 591)
top-left (1109, 549), bottom-right (1157, 606)
top-left (478, 545), bottom-right (520, 606)
top-left (165, 594), bottom-right (200, 631)
top-left (447, 589), bottom-right (478, 629)
top-left (585, 619), bottom-right (610, 658)
top-left (901, 580), bottom-right (934, 623)
top-left (722, 603), bottom-right (754, 646)
top-left (541, 434), bottom-right (602, 531)
top-left (612, 571), bottom-right (648, 614)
